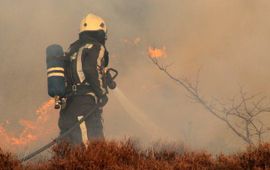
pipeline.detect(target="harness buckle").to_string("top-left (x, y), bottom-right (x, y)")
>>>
top-left (72, 84), bottom-right (77, 92)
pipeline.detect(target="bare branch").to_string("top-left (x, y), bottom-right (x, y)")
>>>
top-left (149, 56), bottom-right (270, 145)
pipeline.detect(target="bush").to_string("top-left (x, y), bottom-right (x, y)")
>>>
top-left (0, 148), bottom-right (22, 170)
top-left (1, 140), bottom-right (270, 170)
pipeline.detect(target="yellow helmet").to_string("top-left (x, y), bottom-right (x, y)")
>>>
top-left (80, 14), bottom-right (107, 33)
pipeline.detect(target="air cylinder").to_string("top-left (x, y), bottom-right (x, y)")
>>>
top-left (46, 44), bottom-right (66, 98)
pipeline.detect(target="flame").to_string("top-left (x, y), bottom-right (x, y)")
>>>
top-left (0, 99), bottom-right (57, 152)
top-left (148, 46), bottom-right (167, 58)
top-left (122, 37), bottom-right (141, 46)
top-left (133, 37), bottom-right (141, 45)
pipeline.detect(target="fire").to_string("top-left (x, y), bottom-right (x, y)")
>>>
top-left (0, 99), bottom-right (57, 152)
top-left (148, 46), bottom-right (167, 58)
top-left (122, 37), bottom-right (141, 46)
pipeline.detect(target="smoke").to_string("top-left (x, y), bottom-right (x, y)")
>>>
top-left (1, 0), bottom-right (270, 154)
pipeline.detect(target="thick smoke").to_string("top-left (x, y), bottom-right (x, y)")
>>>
top-left (1, 0), bottom-right (270, 154)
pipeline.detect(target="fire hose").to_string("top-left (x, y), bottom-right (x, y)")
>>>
top-left (21, 68), bottom-right (118, 162)
top-left (20, 104), bottom-right (100, 162)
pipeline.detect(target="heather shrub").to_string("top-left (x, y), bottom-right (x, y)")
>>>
top-left (0, 148), bottom-right (22, 170)
top-left (0, 140), bottom-right (270, 169)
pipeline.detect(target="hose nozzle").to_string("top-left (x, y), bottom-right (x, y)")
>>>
top-left (106, 68), bottom-right (118, 90)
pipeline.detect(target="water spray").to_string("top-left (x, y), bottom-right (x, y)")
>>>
top-left (112, 87), bottom-right (167, 139)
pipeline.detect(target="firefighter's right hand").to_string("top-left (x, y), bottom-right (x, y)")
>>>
top-left (98, 95), bottom-right (108, 107)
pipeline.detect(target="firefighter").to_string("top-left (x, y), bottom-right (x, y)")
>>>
top-left (58, 14), bottom-right (109, 144)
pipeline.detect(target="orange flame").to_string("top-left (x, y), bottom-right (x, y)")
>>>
top-left (0, 99), bottom-right (57, 152)
top-left (122, 37), bottom-right (141, 46)
top-left (148, 46), bottom-right (167, 58)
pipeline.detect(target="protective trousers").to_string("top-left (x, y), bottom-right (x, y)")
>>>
top-left (58, 95), bottom-right (104, 145)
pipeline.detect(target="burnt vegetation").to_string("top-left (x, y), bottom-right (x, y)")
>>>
top-left (0, 140), bottom-right (270, 170)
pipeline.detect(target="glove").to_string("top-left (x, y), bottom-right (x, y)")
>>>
top-left (98, 95), bottom-right (108, 107)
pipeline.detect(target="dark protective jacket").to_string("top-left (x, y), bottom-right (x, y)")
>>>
top-left (64, 37), bottom-right (109, 99)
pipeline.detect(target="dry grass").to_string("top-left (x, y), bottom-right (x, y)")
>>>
top-left (0, 148), bottom-right (22, 170)
top-left (1, 140), bottom-right (270, 170)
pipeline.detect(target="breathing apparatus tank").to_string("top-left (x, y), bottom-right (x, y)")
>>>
top-left (46, 44), bottom-right (66, 109)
